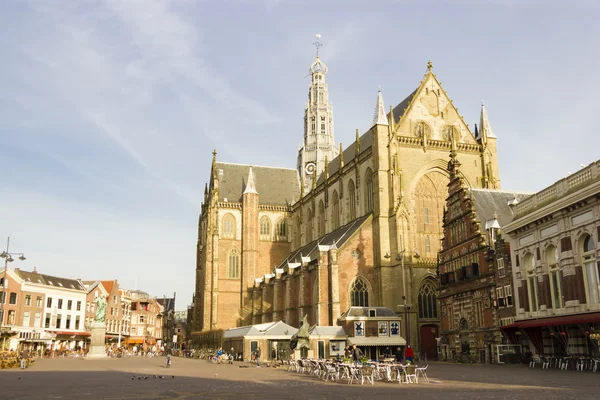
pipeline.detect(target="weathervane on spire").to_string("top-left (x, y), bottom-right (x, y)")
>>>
top-left (313, 34), bottom-right (322, 58)
top-left (427, 60), bottom-right (433, 71)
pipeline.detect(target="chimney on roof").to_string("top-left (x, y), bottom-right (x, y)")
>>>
top-left (15, 268), bottom-right (20, 274)
top-left (33, 266), bottom-right (38, 273)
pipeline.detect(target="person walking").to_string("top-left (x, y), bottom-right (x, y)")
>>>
top-left (352, 344), bottom-right (363, 365)
top-left (255, 347), bottom-right (261, 368)
top-left (166, 354), bottom-right (172, 368)
top-left (20, 348), bottom-right (29, 369)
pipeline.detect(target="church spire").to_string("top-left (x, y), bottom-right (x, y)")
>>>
top-left (211, 149), bottom-right (217, 179)
top-left (479, 101), bottom-right (496, 140)
top-left (373, 88), bottom-right (388, 126)
top-left (243, 167), bottom-right (258, 194)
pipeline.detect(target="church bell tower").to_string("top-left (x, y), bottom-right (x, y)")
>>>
top-left (297, 34), bottom-right (339, 194)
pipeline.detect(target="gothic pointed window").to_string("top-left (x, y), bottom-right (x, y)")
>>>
top-left (350, 277), bottom-right (370, 307)
top-left (295, 216), bottom-right (301, 248)
top-left (306, 208), bottom-right (314, 243)
top-left (275, 218), bottom-right (287, 242)
top-left (365, 168), bottom-right (373, 214)
top-left (331, 191), bottom-right (340, 230)
top-left (318, 200), bottom-right (325, 237)
top-left (418, 279), bottom-right (438, 319)
top-left (425, 236), bottom-right (431, 253)
top-left (222, 214), bottom-right (236, 239)
top-left (227, 248), bottom-right (240, 279)
top-left (259, 216), bottom-right (271, 240)
top-left (348, 180), bottom-right (356, 221)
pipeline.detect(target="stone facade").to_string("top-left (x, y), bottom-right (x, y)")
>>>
top-left (438, 151), bottom-right (528, 363)
top-left (504, 160), bottom-right (600, 357)
top-left (193, 56), bottom-right (501, 358)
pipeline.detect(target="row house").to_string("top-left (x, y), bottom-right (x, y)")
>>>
top-left (437, 150), bottom-right (530, 363)
top-left (0, 267), bottom-right (89, 352)
top-left (157, 294), bottom-right (176, 348)
top-left (503, 160), bottom-right (600, 358)
top-left (83, 280), bottom-right (131, 346)
top-left (120, 288), bottom-right (132, 344)
top-left (83, 280), bottom-right (108, 330)
top-left (129, 290), bottom-right (163, 350)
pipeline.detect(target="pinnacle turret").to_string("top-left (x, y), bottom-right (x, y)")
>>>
top-left (479, 101), bottom-right (496, 139)
top-left (243, 167), bottom-right (258, 195)
top-left (373, 88), bottom-right (388, 126)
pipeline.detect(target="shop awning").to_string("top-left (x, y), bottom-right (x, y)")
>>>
top-left (48, 331), bottom-right (91, 337)
top-left (516, 313), bottom-right (600, 329)
top-left (348, 336), bottom-right (406, 347)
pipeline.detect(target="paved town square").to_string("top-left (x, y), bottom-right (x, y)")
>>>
top-left (1, 356), bottom-right (599, 400)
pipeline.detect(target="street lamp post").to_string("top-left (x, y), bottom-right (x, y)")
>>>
top-left (0, 237), bottom-right (26, 351)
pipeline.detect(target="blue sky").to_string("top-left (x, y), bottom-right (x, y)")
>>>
top-left (1, 0), bottom-right (599, 309)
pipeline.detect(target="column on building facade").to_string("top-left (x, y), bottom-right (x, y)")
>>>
top-left (539, 274), bottom-right (551, 310)
top-left (298, 266), bottom-right (306, 321)
top-left (210, 224), bottom-right (219, 329)
top-left (316, 246), bottom-right (330, 325)
top-left (261, 278), bottom-right (273, 323)
top-left (284, 275), bottom-right (292, 324)
top-left (329, 245), bottom-right (341, 324)
top-left (273, 270), bottom-right (284, 322)
top-left (370, 97), bottom-right (393, 308)
top-left (242, 168), bottom-right (259, 324)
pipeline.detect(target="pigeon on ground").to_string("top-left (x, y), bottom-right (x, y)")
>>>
top-left (159, 376), bottom-right (163, 379)
top-left (153, 375), bottom-right (157, 379)
top-left (138, 377), bottom-right (142, 380)
top-left (144, 376), bottom-right (148, 380)
top-left (172, 376), bottom-right (175, 379)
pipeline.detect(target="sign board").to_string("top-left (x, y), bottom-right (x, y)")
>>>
top-left (172, 335), bottom-right (178, 343)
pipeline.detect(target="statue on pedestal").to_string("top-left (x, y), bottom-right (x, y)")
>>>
top-left (94, 295), bottom-right (108, 323)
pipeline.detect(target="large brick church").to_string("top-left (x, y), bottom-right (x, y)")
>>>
top-left (192, 46), bottom-right (501, 359)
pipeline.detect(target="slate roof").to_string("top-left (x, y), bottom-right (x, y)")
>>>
top-left (469, 189), bottom-right (533, 229)
top-left (322, 131), bottom-right (373, 180)
top-left (309, 325), bottom-right (347, 337)
top-left (340, 306), bottom-right (398, 318)
top-left (14, 269), bottom-right (86, 291)
top-left (223, 321), bottom-right (298, 339)
top-left (274, 214), bottom-right (370, 272)
top-left (389, 89), bottom-right (418, 125)
top-left (214, 162), bottom-right (300, 206)
top-left (157, 297), bottom-right (176, 312)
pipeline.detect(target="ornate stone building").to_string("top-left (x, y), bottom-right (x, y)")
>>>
top-left (503, 160), bottom-right (600, 357)
top-left (193, 49), bottom-right (502, 358)
top-left (437, 149), bottom-right (529, 363)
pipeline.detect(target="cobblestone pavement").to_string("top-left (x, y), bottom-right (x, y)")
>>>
top-left (1, 357), bottom-right (599, 400)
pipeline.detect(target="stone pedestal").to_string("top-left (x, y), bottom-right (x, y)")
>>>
top-left (86, 322), bottom-right (107, 359)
